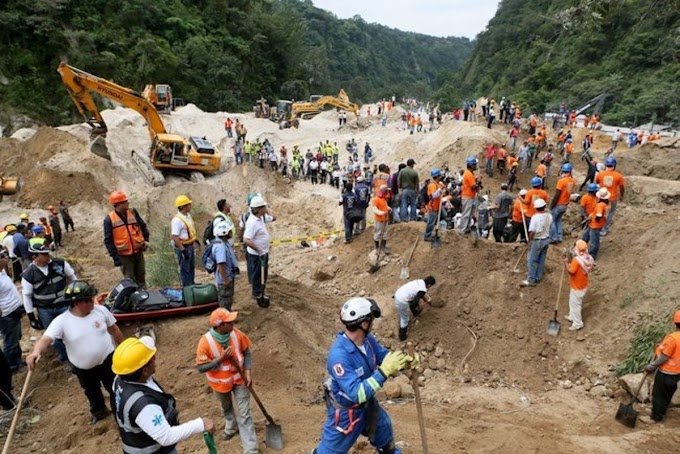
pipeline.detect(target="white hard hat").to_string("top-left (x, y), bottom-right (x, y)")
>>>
top-left (597, 188), bottom-right (610, 200)
top-left (213, 220), bottom-right (233, 238)
top-left (249, 195), bottom-right (267, 208)
top-left (519, 189), bottom-right (528, 196)
top-left (340, 297), bottom-right (381, 325)
top-left (533, 198), bottom-right (547, 209)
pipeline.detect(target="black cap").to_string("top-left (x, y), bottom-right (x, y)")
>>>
top-left (407, 158), bottom-right (416, 166)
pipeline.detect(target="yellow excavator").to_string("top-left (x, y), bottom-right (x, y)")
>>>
top-left (142, 84), bottom-right (173, 112)
top-left (58, 63), bottom-right (220, 186)
top-left (271, 89), bottom-right (359, 129)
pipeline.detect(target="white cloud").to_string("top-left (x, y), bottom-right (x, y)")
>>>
top-left (312, 0), bottom-right (501, 39)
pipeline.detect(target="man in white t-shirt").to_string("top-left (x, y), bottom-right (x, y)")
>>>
top-left (0, 258), bottom-right (24, 372)
top-left (26, 280), bottom-right (124, 424)
top-left (522, 199), bottom-right (553, 287)
top-left (243, 195), bottom-right (274, 306)
top-left (393, 276), bottom-right (436, 341)
top-left (171, 195), bottom-right (198, 287)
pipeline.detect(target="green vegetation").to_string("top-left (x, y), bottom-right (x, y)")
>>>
top-left (146, 225), bottom-right (180, 288)
top-left (0, 0), bottom-right (472, 126)
top-left (616, 318), bottom-right (669, 376)
top-left (436, 0), bottom-right (680, 126)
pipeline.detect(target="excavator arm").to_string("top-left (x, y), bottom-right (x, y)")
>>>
top-left (291, 89), bottom-right (359, 119)
top-left (57, 62), bottom-right (168, 141)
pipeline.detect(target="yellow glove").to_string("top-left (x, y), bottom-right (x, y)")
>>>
top-left (405, 352), bottom-right (420, 370)
top-left (379, 350), bottom-right (408, 378)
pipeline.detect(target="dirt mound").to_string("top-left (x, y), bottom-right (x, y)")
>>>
top-left (0, 127), bottom-right (85, 176)
top-left (18, 168), bottom-right (108, 207)
top-left (617, 141), bottom-right (680, 180)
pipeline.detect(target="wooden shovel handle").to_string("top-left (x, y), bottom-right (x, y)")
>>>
top-left (405, 236), bottom-right (420, 267)
top-left (227, 357), bottom-right (276, 426)
top-left (2, 369), bottom-right (33, 454)
top-left (407, 344), bottom-right (429, 454)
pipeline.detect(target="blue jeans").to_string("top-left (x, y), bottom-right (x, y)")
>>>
top-left (0, 308), bottom-right (23, 371)
top-left (400, 188), bottom-right (417, 221)
top-left (549, 205), bottom-right (568, 242)
top-left (604, 200), bottom-right (617, 233)
top-left (246, 253), bottom-right (268, 298)
top-left (527, 238), bottom-right (550, 284)
top-left (485, 158), bottom-right (494, 177)
top-left (37, 305), bottom-right (68, 362)
top-left (174, 245), bottom-right (195, 287)
top-left (343, 217), bottom-right (357, 242)
top-left (424, 210), bottom-right (438, 240)
top-left (586, 228), bottom-right (602, 259)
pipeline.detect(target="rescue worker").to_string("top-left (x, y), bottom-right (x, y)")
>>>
top-left (579, 184), bottom-right (599, 226)
top-left (1, 225), bottom-right (22, 281)
top-left (311, 298), bottom-right (417, 454)
top-left (19, 213), bottom-right (29, 225)
top-left (423, 170), bottom-right (444, 242)
top-left (104, 191), bottom-right (150, 289)
top-left (372, 185), bottom-right (391, 254)
top-left (564, 240), bottom-right (594, 331)
top-left (524, 177), bottom-right (549, 224)
top-left (0, 258), bottom-right (24, 372)
top-left (59, 201), bottom-right (75, 231)
top-left (211, 199), bottom-right (237, 247)
top-left (354, 176), bottom-right (371, 235)
top-left (582, 188), bottom-right (609, 259)
top-left (196, 308), bottom-right (257, 452)
top-left (641, 311), bottom-right (680, 424)
top-left (458, 157), bottom-right (481, 235)
top-left (26, 280), bottom-right (123, 424)
top-left (394, 276), bottom-right (436, 341)
top-left (243, 195), bottom-right (273, 305)
top-left (112, 336), bottom-right (214, 452)
top-left (549, 163), bottom-right (576, 244)
top-left (594, 156), bottom-right (625, 236)
top-left (21, 243), bottom-right (77, 366)
top-left (509, 189), bottom-right (529, 243)
top-left (48, 205), bottom-right (63, 247)
top-left (522, 199), bottom-right (552, 287)
top-left (171, 195), bottom-right (198, 287)
top-left (491, 183), bottom-right (514, 243)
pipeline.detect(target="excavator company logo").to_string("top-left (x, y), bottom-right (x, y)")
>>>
top-left (97, 86), bottom-right (124, 101)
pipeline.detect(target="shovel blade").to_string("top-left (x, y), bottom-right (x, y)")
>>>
top-left (431, 234), bottom-right (442, 249)
top-left (547, 320), bottom-right (560, 336)
top-left (265, 423), bottom-right (284, 450)
top-left (257, 295), bottom-right (271, 308)
top-left (400, 267), bottom-right (410, 280)
top-left (615, 403), bottom-right (638, 428)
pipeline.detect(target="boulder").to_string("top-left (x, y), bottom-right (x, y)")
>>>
top-left (383, 381), bottom-right (401, 399)
top-left (312, 259), bottom-right (340, 281)
top-left (399, 383), bottom-right (415, 398)
top-left (589, 385), bottom-right (612, 398)
top-left (618, 373), bottom-right (651, 403)
top-left (434, 346), bottom-right (444, 358)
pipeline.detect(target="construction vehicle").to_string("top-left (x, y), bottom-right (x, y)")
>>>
top-left (270, 90), bottom-right (359, 129)
top-left (58, 62), bottom-right (220, 187)
top-left (575, 93), bottom-right (609, 116)
top-left (0, 177), bottom-right (20, 203)
top-left (253, 98), bottom-right (271, 118)
top-left (142, 84), bottom-right (173, 112)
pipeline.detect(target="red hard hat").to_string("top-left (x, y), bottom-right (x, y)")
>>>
top-left (674, 310), bottom-right (680, 324)
top-left (109, 190), bottom-right (128, 205)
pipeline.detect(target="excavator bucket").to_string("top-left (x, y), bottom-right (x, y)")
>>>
top-left (90, 136), bottom-right (111, 160)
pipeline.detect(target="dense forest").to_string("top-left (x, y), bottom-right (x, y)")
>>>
top-left (0, 0), bottom-right (472, 126)
top-left (436, 0), bottom-right (680, 126)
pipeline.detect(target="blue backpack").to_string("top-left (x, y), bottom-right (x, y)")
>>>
top-left (201, 240), bottom-right (220, 273)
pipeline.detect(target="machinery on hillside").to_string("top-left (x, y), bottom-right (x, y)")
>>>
top-left (58, 62), bottom-right (220, 186)
top-left (253, 98), bottom-right (271, 118)
top-left (574, 93), bottom-right (609, 116)
top-left (142, 84), bottom-right (186, 112)
top-left (0, 177), bottom-right (20, 203)
top-left (270, 89), bottom-right (359, 129)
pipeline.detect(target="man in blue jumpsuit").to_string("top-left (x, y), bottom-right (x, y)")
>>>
top-left (312, 297), bottom-right (417, 454)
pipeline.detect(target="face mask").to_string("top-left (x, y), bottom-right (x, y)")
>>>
top-left (210, 328), bottom-right (231, 346)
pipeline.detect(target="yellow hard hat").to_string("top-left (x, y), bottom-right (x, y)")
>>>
top-left (112, 337), bottom-right (157, 375)
top-left (174, 195), bottom-right (192, 208)
top-left (19, 213), bottom-right (29, 220)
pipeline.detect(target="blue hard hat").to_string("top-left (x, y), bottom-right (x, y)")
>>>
top-left (530, 176), bottom-right (542, 187)
top-left (605, 156), bottom-right (617, 167)
top-left (561, 163), bottom-right (573, 173)
top-left (32, 225), bottom-right (45, 234)
top-left (587, 183), bottom-right (599, 192)
top-left (466, 156), bottom-right (478, 166)
top-left (431, 169), bottom-right (442, 178)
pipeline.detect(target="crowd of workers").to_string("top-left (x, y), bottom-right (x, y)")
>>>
top-left (0, 98), bottom-right (677, 454)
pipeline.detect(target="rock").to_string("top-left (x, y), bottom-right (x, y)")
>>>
top-left (417, 376), bottom-right (426, 386)
top-left (376, 389), bottom-right (387, 401)
top-left (436, 358), bottom-right (446, 370)
top-left (359, 289), bottom-right (366, 297)
top-left (589, 385), bottom-right (612, 398)
top-left (399, 383), bottom-right (415, 398)
top-left (312, 259), bottom-right (340, 281)
top-left (618, 373), bottom-right (651, 403)
top-left (428, 356), bottom-right (439, 370)
top-left (434, 346), bottom-right (444, 358)
top-left (423, 368), bottom-right (434, 379)
top-left (394, 374), bottom-right (410, 385)
top-left (383, 381), bottom-right (401, 399)
top-left (562, 380), bottom-right (573, 390)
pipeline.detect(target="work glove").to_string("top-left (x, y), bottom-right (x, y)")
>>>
top-left (232, 267), bottom-right (241, 275)
top-left (406, 352), bottom-right (421, 371)
top-left (113, 256), bottom-right (122, 267)
top-left (27, 313), bottom-right (45, 330)
top-left (379, 350), bottom-right (409, 378)
top-left (645, 364), bottom-right (658, 373)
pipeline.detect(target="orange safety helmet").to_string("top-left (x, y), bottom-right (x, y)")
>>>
top-left (210, 308), bottom-right (238, 327)
top-left (109, 190), bottom-right (128, 205)
top-left (674, 310), bottom-right (680, 324)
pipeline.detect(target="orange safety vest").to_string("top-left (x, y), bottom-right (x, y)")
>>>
top-left (109, 210), bottom-right (145, 256)
top-left (41, 221), bottom-right (52, 237)
top-left (656, 332), bottom-right (680, 374)
top-left (197, 329), bottom-right (251, 393)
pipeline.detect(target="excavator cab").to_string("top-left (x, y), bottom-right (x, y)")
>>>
top-left (143, 84), bottom-right (173, 112)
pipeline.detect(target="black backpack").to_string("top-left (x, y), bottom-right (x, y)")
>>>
top-left (202, 220), bottom-right (214, 245)
top-left (419, 179), bottom-right (431, 205)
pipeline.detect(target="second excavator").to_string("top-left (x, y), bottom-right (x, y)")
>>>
top-left (58, 63), bottom-right (220, 186)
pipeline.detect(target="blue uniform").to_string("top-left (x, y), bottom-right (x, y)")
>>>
top-left (314, 333), bottom-right (401, 454)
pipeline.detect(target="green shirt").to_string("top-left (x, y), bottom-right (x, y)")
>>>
top-left (398, 166), bottom-right (419, 190)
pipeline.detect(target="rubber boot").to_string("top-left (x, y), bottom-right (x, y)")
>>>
top-left (374, 241), bottom-right (380, 251)
top-left (398, 326), bottom-right (408, 342)
top-left (380, 240), bottom-right (390, 255)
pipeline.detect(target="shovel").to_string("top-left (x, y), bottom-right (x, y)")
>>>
top-left (512, 247), bottom-right (528, 273)
top-left (431, 200), bottom-right (444, 249)
top-left (203, 431), bottom-right (218, 454)
top-left (257, 256), bottom-right (270, 308)
top-left (547, 263), bottom-right (567, 336)
top-left (2, 369), bottom-right (32, 454)
top-left (407, 344), bottom-right (429, 454)
top-left (369, 228), bottom-right (387, 273)
top-left (228, 358), bottom-right (283, 450)
top-left (615, 372), bottom-right (649, 428)
top-left (400, 236), bottom-right (419, 280)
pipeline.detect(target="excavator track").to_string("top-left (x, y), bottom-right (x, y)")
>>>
top-left (131, 150), bottom-right (165, 187)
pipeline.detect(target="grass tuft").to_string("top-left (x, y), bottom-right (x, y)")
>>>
top-left (146, 225), bottom-right (180, 288)
top-left (615, 320), bottom-right (670, 376)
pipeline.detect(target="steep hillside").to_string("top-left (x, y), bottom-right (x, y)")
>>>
top-left (0, 0), bottom-right (472, 127)
top-left (437, 0), bottom-right (680, 125)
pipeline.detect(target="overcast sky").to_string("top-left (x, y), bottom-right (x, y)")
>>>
top-left (312, 0), bottom-right (501, 39)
